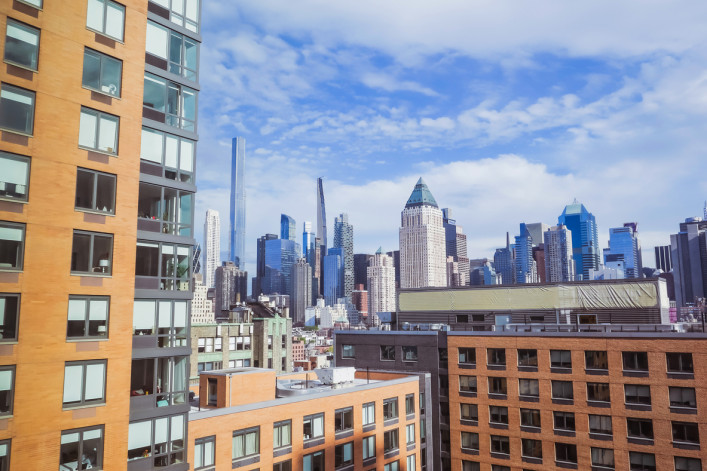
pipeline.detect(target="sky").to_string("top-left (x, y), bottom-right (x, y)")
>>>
top-left (194, 0), bottom-right (707, 273)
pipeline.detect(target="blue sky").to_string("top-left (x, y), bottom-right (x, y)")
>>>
top-left (194, 0), bottom-right (707, 272)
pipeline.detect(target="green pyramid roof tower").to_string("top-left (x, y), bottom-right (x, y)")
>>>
top-left (405, 177), bottom-right (438, 209)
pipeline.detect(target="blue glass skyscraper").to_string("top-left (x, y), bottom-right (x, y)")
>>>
top-left (229, 137), bottom-right (246, 269)
top-left (604, 223), bottom-right (642, 278)
top-left (558, 200), bottom-right (600, 280)
top-left (494, 232), bottom-right (514, 285)
top-left (262, 238), bottom-right (300, 297)
top-left (514, 223), bottom-right (536, 283)
top-left (302, 221), bottom-right (315, 263)
top-left (280, 214), bottom-right (296, 241)
top-left (323, 247), bottom-right (344, 306)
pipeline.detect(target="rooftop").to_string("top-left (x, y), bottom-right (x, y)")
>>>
top-left (405, 177), bottom-right (438, 209)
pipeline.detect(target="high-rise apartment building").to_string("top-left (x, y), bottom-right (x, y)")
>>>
top-left (351, 283), bottom-right (368, 324)
top-left (544, 224), bottom-right (575, 282)
top-left (367, 249), bottom-right (397, 317)
top-left (399, 178), bottom-right (447, 288)
top-left (442, 208), bottom-right (470, 286)
top-left (302, 221), bottom-right (315, 262)
top-left (353, 253), bottom-right (374, 289)
top-left (229, 136), bottom-right (246, 268)
top-left (280, 213), bottom-right (296, 242)
top-left (323, 247), bottom-right (344, 306)
top-left (386, 249), bottom-right (401, 288)
top-left (558, 200), bottom-right (600, 280)
top-left (524, 222), bottom-right (550, 246)
top-left (291, 257), bottom-right (312, 325)
top-left (604, 222), bottom-right (643, 278)
top-left (655, 244), bottom-right (673, 272)
top-left (252, 233), bottom-right (277, 297)
top-left (333, 213), bottom-right (354, 301)
top-left (494, 234), bottom-right (515, 285)
top-left (262, 238), bottom-right (300, 298)
top-left (670, 218), bottom-right (707, 307)
top-left (214, 261), bottom-right (248, 320)
top-left (316, 177), bottom-right (327, 249)
top-left (514, 223), bottom-right (538, 284)
top-left (191, 273), bottom-right (214, 325)
top-left (203, 208), bottom-right (220, 288)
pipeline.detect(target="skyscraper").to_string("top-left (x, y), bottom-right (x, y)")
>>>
top-left (515, 223), bottom-right (538, 283)
top-left (214, 261), bottom-right (248, 320)
top-left (655, 245), bottom-right (673, 272)
top-left (399, 178), bottom-right (447, 288)
top-left (253, 233), bottom-right (278, 296)
top-left (604, 223), bottom-right (643, 278)
top-left (280, 213), bottom-right (296, 241)
top-left (204, 208), bottom-right (221, 288)
top-left (334, 213), bottom-right (354, 301)
top-left (303, 221), bottom-right (316, 262)
top-left (558, 200), bottom-right (600, 280)
top-left (262, 238), bottom-right (300, 298)
top-left (670, 218), bottom-right (707, 307)
top-left (291, 257), bottom-right (312, 325)
top-left (316, 177), bottom-right (327, 249)
top-left (323, 247), bottom-right (344, 306)
top-left (544, 224), bottom-right (576, 282)
top-left (442, 208), bottom-right (470, 286)
top-left (494, 233), bottom-right (515, 285)
top-left (367, 249), bottom-right (397, 317)
top-left (229, 136), bottom-right (246, 268)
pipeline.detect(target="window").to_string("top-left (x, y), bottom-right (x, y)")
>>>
top-left (0, 222), bottom-right (24, 271)
top-left (86, 0), bottom-right (125, 41)
top-left (132, 299), bottom-right (188, 347)
top-left (130, 356), bottom-right (187, 405)
top-left (271, 420), bottom-right (291, 450)
top-left (0, 294), bottom-right (19, 342)
top-left (402, 345), bottom-right (417, 361)
top-left (521, 438), bottom-right (542, 459)
top-left (622, 351), bottom-right (648, 371)
top-left (491, 466), bottom-right (509, 471)
top-left (334, 442), bottom-right (353, 468)
top-left (462, 461), bottom-right (480, 471)
top-left (60, 426), bottom-right (104, 471)
top-left (150, 0), bottom-right (200, 32)
top-left (145, 21), bottom-right (198, 80)
top-left (383, 460), bottom-right (399, 471)
top-left (0, 367), bottom-right (15, 416)
top-left (518, 349), bottom-right (538, 367)
top-left (585, 350), bottom-right (608, 370)
top-left (551, 380), bottom-right (573, 400)
top-left (82, 48), bottom-right (121, 97)
top-left (214, 337), bottom-right (222, 352)
top-left (675, 457), bottom-right (702, 471)
top-left (383, 398), bottom-right (398, 420)
top-left (71, 230), bottom-right (113, 275)
top-left (420, 419), bottom-right (425, 443)
top-left (672, 421), bottom-right (700, 444)
top-left (667, 353), bottom-right (694, 373)
top-left (406, 423), bottom-right (415, 444)
top-left (553, 411), bottom-right (575, 431)
top-left (626, 418), bottom-right (653, 439)
top-left (79, 107), bottom-right (119, 155)
top-left (459, 347), bottom-right (475, 364)
top-left (138, 183), bottom-right (194, 235)
top-left (4, 19), bottom-right (39, 71)
top-left (0, 440), bottom-right (9, 471)
top-left (519, 378), bottom-right (539, 397)
top-left (335, 407), bottom-right (353, 433)
top-left (134, 241), bottom-right (191, 290)
top-left (0, 152), bottom-right (30, 202)
top-left (362, 402), bottom-right (375, 426)
top-left (193, 436), bottom-right (215, 470)
top-left (228, 336), bottom-right (236, 350)
top-left (75, 168), bottom-right (116, 215)
top-left (143, 72), bottom-right (197, 131)
top-left (591, 447), bottom-right (614, 469)
top-left (520, 408), bottom-right (540, 428)
top-left (380, 345), bottom-right (395, 361)
top-left (67, 296), bottom-right (109, 339)
top-left (405, 394), bottom-right (415, 415)
top-left (629, 452), bottom-right (656, 471)
top-left (383, 429), bottom-right (399, 453)
top-left (555, 442), bottom-right (577, 463)
top-left (362, 435), bottom-right (375, 460)
top-left (624, 384), bottom-right (651, 406)
top-left (303, 450), bottom-right (324, 471)
top-left (140, 127), bottom-right (195, 183)
top-left (670, 386), bottom-right (697, 409)
top-left (341, 344), bottom-right (354, 358)
top-left (589, 414), bottom-right (612, 436)
top-left (0, 83), bottom-right (35, 135)
top-left (232, 426), bottom-right (259, 461)
top-left (127, 415), bottom-right (185, 465)
top-left (63, 360), bottom-right (106, 407)
top-left (489, 406), bottom-right (508, 424)
top-left (459, 375), bottom-right (477, 393)
top-left (488, 377), bottom-right (507, 395)
top-left (587, 382), bottom-right (611, 402)
top-left (461, 403), bottom-right (478, 421)
top-left (407, 454), bottom-right (416, 471)
top-left (490, 435), bottom-right (510, 455)
top-left (487, 348), bottom-right (506, 366)
top-left (550, 350), bottom-right (572, 369)
top-left (303, 413), bottom-right (324, 440)
top-left (461, 431), bottom-right (478, 451)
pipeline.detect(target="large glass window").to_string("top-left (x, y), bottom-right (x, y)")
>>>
top-left (145, 21), bottom-right (198, 80)
top-left (67, 296), bottom-right (109, 339)
top-left (551, 380), bottom-right (573, 400)
top-left (128, 415), bottom-right (185, 465)
top-left (62, 360), bottom-right (106, 407)
top-left (405, 393), bottom-right (415, 415)
top-left (137, 182), bottom-right (193, 236)
top-left (406, 423), bottom-right (415, 444)
top-left (380, 345), bottom-right (395, 360)
top-left (667, 353), bottom-right (694, 373)
top-left (587, 382), bottom-right (611, 402)
top-left (140, 127), bottom-right (195, 183)
top-left (402, 345), bottom-right (417, 361)
top-left (461, 431), bottom-right (478, 451)
top-left (589, 414), bottom-right (612, 436)
top-left (143, 72), bottom-right (196, 131)
top-left (624, 384), bottom-right (651, 406)
top-left (629, 451), bottom-right (656, 471)
top-left (521, 438), bottom-right (542, 459)
top-left (132, 299), bottom-right (188, 347)
top-left (0, 294), bottom-right (19, 342)
top-left (550, 350), bottom-right (572, 369)
top-left (303, 450), bottom-right (324, 471)
top-left (0, 367), bottom-right (15, 416)
top-left (0, 222), bottom-right (25, 270)
top-left (462, 461), bottom-right (480, 471)
top-left (150, 0), bottom-right (200, 32)
top-left (519, 378), bottom-right (539, 397)
top-left (553, 411), bottom-right (575, 431)
top-left (134, 241), bottom-right (190, 291)
top-left (555, 442), bottom-right (577, 464)
top-left (60, 426), bottom-right (103, 471)
top-left (622, 351), bottom-right (649, 371)
top-left (675, 457), bottom-right (702, 471)
top-left (86, 0), bottom-right (125, 41)
top-left (384, 461), bottom-right (399, 471)
top-left (303, 413), bottom-right (324, 441)
top-left (489, 406), bottom-right (508, 424)
top-left (130, 356), bottom-right (187, 406)
top-left (585, 350), bottom-right (609, 370)
top-left (487, 348), bottom-right (506, 366)
top-left (459, 375), bottom-right (477, 393)
top-left (75, 168), bottom-right (116, 214)
top-left (0, 440), bottom-right (9, 471)
top-left (4, 19), bottom-right (39, 71)
top-left (0, 83), bottom-right (34, 135)
top-left (334, 442), bottom-right (353, 469)
top-left (626, 418), bottom-right (653, 439)
top-left (193, 436), bottom-right (215, 470)
top-left (520, 408), bottom-right (540, 428)
top-left (362, 402), bottom-right (375, 426)
top-left (669, 386), bottom-right (697, 409)
top-left (383, 428), bottom-right (398, 453)
top-left (362, 435), bottom-right (375, 460)
top-left (0, 152), bottom-right (30, 202)
top-left (334, 407), bottom-right (353, 433)
top-left (591, 447), bottom-right (614, 469)
top-left (79, 107), bottom-right (119, 155)
top-left (273, 420), bottom-right (291, 449)
top-left (82, 48), bottom-right (121, 97)
top-left (458, 347), bottom-right (475, 365)
top-left (71, 230), bottom-right (113, 275)
top-left (672, 421), bottom-right (700, 444)
top-left (517, 349), bottom-right (538, 367)
top-left (383, 397), bottom-right (398, 420)
top-left (232, 426), bottom-right (259, 461)
top-left (341, 344), bottom-right (354, 358)
top-left (488, 377), bottom-right (507, 395)
top-left (490, 435), bottom-right (509, 455)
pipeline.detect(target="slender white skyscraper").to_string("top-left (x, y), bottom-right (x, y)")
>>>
top-left (316, 177), bottom-right (327, 249)
top-left (230, 137), bottom-right (246, 269)
top-left (204, 209), bottom-right (221, 288)
top-left (399, 178), bottom-right (447, 288)
top-left (367, 249), bottom-right (396, 315)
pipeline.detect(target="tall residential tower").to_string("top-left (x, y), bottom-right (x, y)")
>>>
top-left (334, 213), bottom-right (354, 301)
top-left (229, 136), bottom-right (246, 268)
top-left (558, 200), bottom-right (600, 280)
top-left (203, 209), bottom-right (220, 288)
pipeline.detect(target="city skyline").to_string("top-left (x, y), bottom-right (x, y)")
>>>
top-left (193, 2), bottom-right (707, 270)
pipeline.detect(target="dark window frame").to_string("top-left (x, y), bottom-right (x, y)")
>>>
top-left (624, 384), bottom-right (651, 406)
top-left (62, 360), bottom-right (107, 408)
top-left (75, 167), bottom-right (117, 215)
top-left (66, 295), bottom-right (110, 340)
top-left (550, 350), bottom-right (572, 369)
top-left (82, 47), bottom-right (122, 97)
top-left (193, 435), bottom-right (215, 470)
top-left (71, 230), bottom-right (113, 276)
top-left (553, 411), bottom-right (575, 431)
top-left (59, 425), bottom-right (104, 471)
top-left (380, 345), bottom-right (395, 361)
top-left (341, 344), bottom-right (354, 359)
top-left (383, 397), bottom-right (398, 420)
top-left (487, 348), bottom-right (506, 366)
top-left (334, 441), bottom-right (353, 469)
top-left (334, 407), bottom-right (353, 433)
top-left (85, 0), bottom-right (126, 42)
top-left (0, 221), bottom-right (25, 271)
top-left (459, 347), bottom-right (476, 365)
top-left (78, 106), bottom-right (120, 155)
top-left (0, 151), bottom-right (30, 203)
top-left (4, 18), bottom-right (40, 71)
top-left (517, 349), bottom-right (538, 367)
top-left (622, 351), bottom-right (649, 372)
top-left (0, 366), bottom-right (15, 417)
top-left (626, 417), bottom-right (654, 440)
top-left (0, 293), bottom-right (19, 342)
top-left (520, 408), bottom-right (541, 428)
top-left (232, 426), bottom-right (259, 461)
top-left (667, 353), bottom-right (694, 373)
top-left (551, 380), bottom-right (573, 399)
top-left (0, 82), bottom-right (35, 135)
top-left (585, 350), bottom-right (609, 370)
top-left (555, 442), bottom-right (577, 464)
top-left (402, 345), bottom-right (418, 361)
